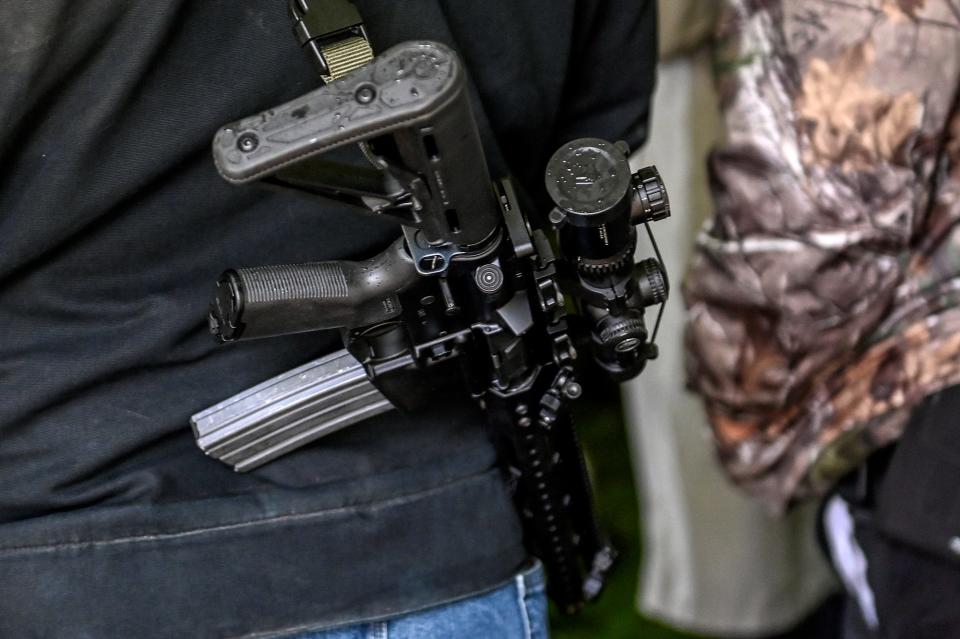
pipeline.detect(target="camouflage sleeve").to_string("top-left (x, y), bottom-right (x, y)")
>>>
top-left (683, 0), bottom-right (960, 505)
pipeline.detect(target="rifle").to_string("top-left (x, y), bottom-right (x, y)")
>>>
top-left (190, 10), bottom-right (669, 613)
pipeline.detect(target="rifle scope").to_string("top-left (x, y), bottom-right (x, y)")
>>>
top-left (545, 138), bottom-right (670, 379)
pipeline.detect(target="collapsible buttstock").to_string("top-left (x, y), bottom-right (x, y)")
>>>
top-left (212, 41), bottom-right (462, 184)
top-left (212, 40), bottom-right (500, 247)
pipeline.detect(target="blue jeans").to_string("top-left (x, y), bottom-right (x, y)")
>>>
top-left (286, 562), bottom-right (548, 639)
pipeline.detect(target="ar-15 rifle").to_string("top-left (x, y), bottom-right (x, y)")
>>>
top-left (190, 30), bottom-right (669, 613)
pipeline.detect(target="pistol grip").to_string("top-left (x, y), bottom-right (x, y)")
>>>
top-left (210, 236), bottom-right (415, 341)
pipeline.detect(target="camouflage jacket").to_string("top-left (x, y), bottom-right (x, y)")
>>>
top-left (684, 0), bottom-right (960, 511)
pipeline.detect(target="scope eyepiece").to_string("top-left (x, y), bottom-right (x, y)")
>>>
top-left (545, 139), bottom-right (633, 226)
top-left (545, 138), bottom-right (634, 262)
top-left (545, 139), bottom-right (670, 267)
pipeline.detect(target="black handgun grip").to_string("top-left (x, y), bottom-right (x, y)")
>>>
top-left (210, 236), bottom-right (416, 341)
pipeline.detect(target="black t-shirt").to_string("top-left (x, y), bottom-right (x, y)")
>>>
top-left (0, 1), bottom-right (656, 636)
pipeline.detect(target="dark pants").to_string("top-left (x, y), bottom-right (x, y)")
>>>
top-left (829, 386), bottom-right (960, 638)
top-left (837, 509), bottom-right (960, 639)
